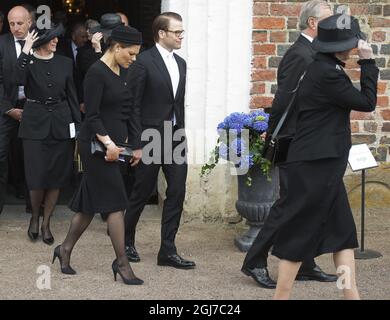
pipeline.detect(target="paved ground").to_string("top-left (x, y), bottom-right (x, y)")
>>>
top-left (0, 205), bottom-right (388, 300)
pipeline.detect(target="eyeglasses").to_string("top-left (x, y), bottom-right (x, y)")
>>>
top-left (164, 29), bottom-right (185, 37)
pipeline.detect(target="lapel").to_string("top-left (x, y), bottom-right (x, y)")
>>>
top-left (6, 34), bottom-right (17, 66)
top-left (297, 34), bottom-right (316, 58)
top-left (151, 45), bottom-right (174, 99)
top-left (174, 53), bottom-right (185, 101)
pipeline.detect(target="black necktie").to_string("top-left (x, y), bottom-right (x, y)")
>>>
top-left (17, 40), bottom-right (26, 49)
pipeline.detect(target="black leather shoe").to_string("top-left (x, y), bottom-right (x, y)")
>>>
top-left (296, 265), bottom-right (337, 282)
top-left (241, 267), bottom-right (276, 289)
top-left (126, 245), bottom-right (140, 263)
top-left (157, 254), bottom-right (196, 270)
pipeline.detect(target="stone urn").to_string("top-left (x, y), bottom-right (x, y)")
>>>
top-left (234, 167), bottom-right (279, 252)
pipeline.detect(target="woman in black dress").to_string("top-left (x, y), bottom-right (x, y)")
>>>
top-left (15, 24), bottom-right (81, 245)
top-left (271, 15), bottom-right (379, 299)
top-left (52, 25), bottom-right (143, 285)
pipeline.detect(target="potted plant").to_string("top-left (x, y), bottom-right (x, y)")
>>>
top-left (201, 110), bottom-right (279, 252)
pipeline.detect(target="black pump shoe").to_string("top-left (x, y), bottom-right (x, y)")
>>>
top-left (27, 218), bottom-right (39, 241)
top-left (52, 245), bottom-right (77, 275)
top-left (112, 259), bottom-right (143, 285)
top-left (41, 227), bottom-right (54, 245)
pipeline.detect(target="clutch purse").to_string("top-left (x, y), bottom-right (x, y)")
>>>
top-left (263, 134), bottom-right (294, 165)
top-left (91, 138), bottom-right (134, 162)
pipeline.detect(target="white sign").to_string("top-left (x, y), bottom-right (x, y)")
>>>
top-left (348, 144), bottom-right (378, 172)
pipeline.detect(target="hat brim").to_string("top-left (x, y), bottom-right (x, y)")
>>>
top-left (312, 32), bottom-right (366, 53)
top-left (32, 24), bottom-right (65, 49)
top-left (90, 23), bottom-right (124, 36)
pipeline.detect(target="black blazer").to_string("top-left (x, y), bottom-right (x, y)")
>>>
top-left (0, 33), bottom-right (21, 115)
top-left (127, 45), bottom-right (187, 149)
top-left (13, 52), bottom-right (81, 140)
top-left (268, 35), bottom-right (315, 136)
top-left (287, 53), bottom-right (379, 163)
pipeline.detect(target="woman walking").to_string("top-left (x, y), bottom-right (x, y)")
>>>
top-left (271, 15), bottom-right (379, 300)
top-left (52, 25), bottom-right (143, 285)
top-left (15, 24), bottom-right (81, 245)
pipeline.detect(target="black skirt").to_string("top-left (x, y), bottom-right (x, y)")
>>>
top-left (68, 140), bottom-right (128, 215)
top-left (23, 138), bottom-right (73, 190)
top-left (271, 155), bottom-right (358, 262)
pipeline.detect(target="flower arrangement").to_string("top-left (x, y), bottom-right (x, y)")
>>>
top-left (201, 110), bottom-right (271, 185)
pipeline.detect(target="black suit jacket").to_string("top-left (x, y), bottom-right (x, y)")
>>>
top-left (127, 45), bottom-right (186, 149)
top-left (267, 35), bottom-right (315, 136)
top-left (287, 53), bottom-right (378, 162)
top-left (0, 33), bottom-right (21, 115)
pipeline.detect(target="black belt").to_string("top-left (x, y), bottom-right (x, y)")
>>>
top-left (27, 97), bottom-right (65, 106)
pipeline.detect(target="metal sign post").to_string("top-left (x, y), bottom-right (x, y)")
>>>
top-left (348, 144), bottom-right (382, 260)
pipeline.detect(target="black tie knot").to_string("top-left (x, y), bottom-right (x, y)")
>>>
top-left (17, 40), bottom-right (26, 48)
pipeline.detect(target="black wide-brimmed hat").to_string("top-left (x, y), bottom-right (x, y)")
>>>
top-left (109, 25), bottom-right (143, 45)
top-left (90, 13), bottom-right (124, 36)
top-left (313, 14), bottom-right (366, 53)
top-left (32, 23), bottom-right (65, 49)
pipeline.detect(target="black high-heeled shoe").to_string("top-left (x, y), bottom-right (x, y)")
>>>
top-left (112, 259), bottom-right (143, 285)
top-left (41, 227), bottom-right (54, 245)
top-left (52, 245), bottom-right (77, 275)
top-left (27, 217), bottom-right (39, 241)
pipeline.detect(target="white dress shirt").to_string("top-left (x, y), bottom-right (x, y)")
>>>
top-left (301, 33), bottom-right (314, 43)
top-left (14, 37), bottom-right (26, 100)
top-left (156, 43), bottom-right (180, 125)
top-left (71, 41), bottom-right (78, 62)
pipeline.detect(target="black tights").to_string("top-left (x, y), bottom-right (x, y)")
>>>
top-left (60, 211), bottom-right (137, 280)
top-left (29, 189), bottom-right (60, 239)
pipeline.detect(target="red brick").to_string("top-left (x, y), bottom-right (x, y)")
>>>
top-left (253, 56), bottom-right (267, 69)
top-left (270, 4), bottom-right (302, 16)
top-left (250, 96), bottom-right (274, 109)
top-left (253, 44), bottom-right (276, 55)
top-left (347, 4), bottom-right (369, 15)
top-left (381, 110), bottom-right (390, 121)
top-left (270, 31), bottom-right (287, 43)
top-left (252, 31), bottom-right (268, 43)
top-left (350, 111), bottom-right (375, 120)
top-left (253, 0), bottom-right (286, 2)
top-left (253, 3), bottom-right (269, 16)
top-left (351, 121), bottom-right (360, 133)
top-left (378, 82), bottom-right (387, 95)
top-left (252, 69), bottom-right (276, 81)
top-left (377, 96), bottom-right (389, 108)
top-left (253, 17), bottom-right (285, 30)
top-left (345, 69), bottom-right (361, 81)
top-left (370, 17), bottom-right (390, 28)
top-left (372, 31), bottom-right (386, 42)
top-left (251, 82), bottom-right (266, 95)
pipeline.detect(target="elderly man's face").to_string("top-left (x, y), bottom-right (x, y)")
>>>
top-left (8, 7), bottom-right (32, 39)
top-left (72, 27), bottom-right (88, 48)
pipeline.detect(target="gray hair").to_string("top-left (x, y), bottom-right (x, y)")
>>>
top-left (299, 0), bottom-right (331, 31)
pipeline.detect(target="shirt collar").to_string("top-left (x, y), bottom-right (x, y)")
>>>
top-left (301, 32), bottom-right (314, 43)
top-left (156, 43), bottom-right (174, 59)
top-left (71, 41), bottom-right (78, 51)
top-left (14, 36), bottom-right (27, 43)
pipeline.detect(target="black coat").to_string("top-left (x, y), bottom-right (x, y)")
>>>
top-left (127, 45), bottom-right (187, 149)
top-left (13, 52), bottom-right (81, 140)
top-left (287, 53), bottom-right (379, 162)
top-left (0, 33), bottom-right (21, 114)
top-left (267, 35), bottom-right (315, 136)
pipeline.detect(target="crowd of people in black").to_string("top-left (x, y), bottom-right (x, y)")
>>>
top-left (0, 1), bottom-right (380, 300)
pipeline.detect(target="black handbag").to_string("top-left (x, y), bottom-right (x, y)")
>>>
top-left (263, 72), bottom-right (306, 165)
top-left (91, 138), bottom-right (134, 162)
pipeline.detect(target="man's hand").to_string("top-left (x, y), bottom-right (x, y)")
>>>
top-left (130, 149), bottom-right (142, 167)
top-left (8, 108), bottom-right (23, 121)
top-left (91, 32), bottom-right (103, 53)
top-left (358, 40), bottom-right (373, 60)
top-left (80, 103), bottom-right (86, 114)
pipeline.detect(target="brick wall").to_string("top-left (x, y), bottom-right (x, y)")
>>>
top-left (251, 0), bottom-right (390, 162)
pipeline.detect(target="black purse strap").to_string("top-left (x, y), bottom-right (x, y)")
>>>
top-left (271, 72), bottom-right (306, 140)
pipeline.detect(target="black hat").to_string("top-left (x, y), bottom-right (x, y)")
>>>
top-left (109, 25), bottom-right (143, 45)
top-left (313, 14), bottom-right (366, 53)
top-left (32, 23), bottom-right (65, 49)
top-left (90, 13), bottom-right (124, 36)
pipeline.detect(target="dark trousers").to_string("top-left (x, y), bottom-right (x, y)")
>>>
top-left (124, 143), bottom-right (187, 256)
top-left (242, 163), bottom-right (316, 270)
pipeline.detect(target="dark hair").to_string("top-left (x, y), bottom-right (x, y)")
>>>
top-left (0, 11), bottom-right (4, 21)
top-left (152, 12), bottom-right (182, 43)
top-left (71, 22), bottom-right (86, 35)
top-left (106, 38), bottom-right (135, 50)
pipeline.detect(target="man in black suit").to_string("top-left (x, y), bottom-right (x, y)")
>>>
top-left (0, 11), bottom-right (4, 34)
top-left (0, 6), bottom-right (32, 214)
top-left (241, 0), bottom-right (337, 288)
top-left (124, 12), bottom-right (195, 270)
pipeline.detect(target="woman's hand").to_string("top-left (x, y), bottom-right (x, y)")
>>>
top-left (358, 40), bottom-right (373, 60)
top-left (130, 149), bottom-right (142, 167)
top-left (22, 30), bottom-right (39, 55)
top-left (105, 144), bottom-right (125, 162)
